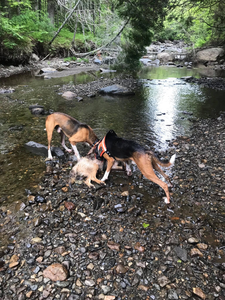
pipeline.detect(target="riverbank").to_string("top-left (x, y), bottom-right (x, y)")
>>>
top-left (1, 110), bottom-right (225, 299)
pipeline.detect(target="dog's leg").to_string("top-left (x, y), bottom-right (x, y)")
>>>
top-left (152, 159), bottom-right (173, 187)
top-left (45, 116), bottom-right (54, 160)
top-left (134, 153), bottom-right (171, 204)
top-left (70, 143), bottom-right (81, 160)
top-left (112, 161), bottom-right (123, 170)
top-left (84, 178), bottom-right (95, 188)
top-left (60, 131), bottom-right (72, 153)
top-left (125, 161), bottom-right (132, 176)
top-left (101, 154), bottom-right (115, 181)
top-left (89, 163), bottom-right (106, 186)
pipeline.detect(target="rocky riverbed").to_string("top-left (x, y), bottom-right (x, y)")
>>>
top-left (1, 109), bottom-right (225, 299)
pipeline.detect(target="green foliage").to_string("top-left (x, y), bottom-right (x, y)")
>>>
top-left (155, 0), bottom-right (224, 48)
top-left (116, 0), bottom-right (169, 65)
top-left (64, 56), bottom-right (77, 62)
top-left (0, 9), bottom-right (54, 51)
top-left (142, 223), bottom-right (150, 228)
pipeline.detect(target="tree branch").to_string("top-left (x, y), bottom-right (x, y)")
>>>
top-left (49, 0), bottom-right (82, 46)
top-left (70, 17), bottom-right (130, 57)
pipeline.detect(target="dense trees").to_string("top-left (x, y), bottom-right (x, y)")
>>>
top-left (0, 0), bottom-right (224, 65)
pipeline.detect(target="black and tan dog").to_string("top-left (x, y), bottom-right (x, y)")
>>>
top-left (45, 112), bottom-right (99, 160)
top-left (91, 130), bottom-right (176, 203)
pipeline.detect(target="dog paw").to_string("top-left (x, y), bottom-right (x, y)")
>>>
top-left (126, 171), bottom-right (132, 176)
top-left (100, 181), bottom-right (106, 186)
top-left (163, 197), bottom-right (170, 204)
top-left (45, 157), bottom-right (52, 161)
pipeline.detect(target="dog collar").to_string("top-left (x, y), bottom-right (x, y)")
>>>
top-left (91, 139), bottom-right (99, 147)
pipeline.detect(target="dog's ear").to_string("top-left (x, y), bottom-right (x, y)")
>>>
top-left (109, 129), bottom-right (117, 136)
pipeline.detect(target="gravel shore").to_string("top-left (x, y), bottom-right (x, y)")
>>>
top-left (1, 110), bottom-right (225, 299)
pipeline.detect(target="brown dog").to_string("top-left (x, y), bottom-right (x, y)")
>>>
top-left (69, 156), bottom-right (105, 188)
top-left (45, 112), bottom-right (99, 160)
top-left (91, 130), bottom-right (176, 203)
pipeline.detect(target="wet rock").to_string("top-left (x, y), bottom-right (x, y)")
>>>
top-left (99, 84), bottom-right (135, 96)
top-left (29, 105), bottom-right (45, 115)
top-left (114, 203), bottom-right (127, 213)
top-left (197, 243), bottom-right (208, 250)
top-left (40, 67), bottom-right (57, 73)
top-left (15, 201), bottom-right (26, 211)
top-left (158, 276), bottom-right (170, 287)
top-left (193, 287), bottom-right (206, 300)
top-left (43, 263), bottom-right (68, 281)
top-left (196, 47), bottom-right (224, 63)
top-left (9, 254), bottom-right (19, 268)
top-left (64, 201), bottom-right (75, 211)
top-left (115, 264), bottom-right (128, 274)
top-left (62, 91), bottom-right (77, 100)
top-left (190, 248), bottom-right (203, 257)
top-left (107, 241), bottom-right (120, 251)
top-left (31, 237), bottom-right (42, 244)
top-left (188, 237), bottom-right (199, 244)
top-left (0, 88), bottom-right (15, 94)
top-left (25, 141), bottom-right (64, 158)
top-left (134, 242), bottom-right (145, 252)
top-left (173, 246), bottom-right (188, 262)
top-left (84, 279), bottom-right (95, 286)
top-left (168, 290), bottom-right (178, 299)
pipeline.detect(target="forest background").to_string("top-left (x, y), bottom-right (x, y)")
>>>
top-left (0, 0), bottom-right (225, 67)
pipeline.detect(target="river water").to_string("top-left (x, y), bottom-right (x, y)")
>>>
top-left (0, 65), bottom-right (225, 208)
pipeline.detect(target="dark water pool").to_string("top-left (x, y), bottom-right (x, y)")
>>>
top-left (0, 65), bottom-right (225, 207)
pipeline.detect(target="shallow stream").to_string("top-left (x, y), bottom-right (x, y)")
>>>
top-left (0, 65), bottom-right (225, 208)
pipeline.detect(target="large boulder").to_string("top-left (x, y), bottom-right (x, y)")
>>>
top-left (99, 84), bottom-right (135, 96)
top-left (25, 141), bottom-right (64, 158)
top-left (157, 52), bottom-right (175, 63)
top-left (196, 47), bottom-right (224, 63)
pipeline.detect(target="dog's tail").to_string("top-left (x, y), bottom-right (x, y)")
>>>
top-left (147, 151), bottom-right (176, 168)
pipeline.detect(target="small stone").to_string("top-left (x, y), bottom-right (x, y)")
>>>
top-left (193, 287), bottom-right (206, 300)
top-left (158, 276), bottom-right (170, 287)
top-left (107, 241), bottom-right (120, 251)
top-left (134, 242), bottom-right (145, 252)
top-left (9, 255), bottom-right (19, 268)
top-left (76, 279), bottom-right (82, 287)
top-left (36, 256), bottom-right (43, 263)
top-left (138, 285), bottom-right (149, 291)
top-left (197, 243), bottom-right (208, 250)
top-left (168, 289), bottom-right (178, 299)
top-left (89, 252), bottom-right (99, 260)
top-left (188, 237), bottom-right (199, 244)
top-left (87, 263), bottom-right (94, 270)
top-left (43, 263), bottom-right (68, 281)
top-left (64, 201), bottom-right (75, 211)
top-left (101, 285), bottom-right (111, 294)
top-left (115, 264), bottom-right (128, 274)
top-left (26, 291), bottom-right (33, 298)
top-left (190, 248), bottom-right (203, 257)
top-left (84, 279), bottom-right (95, 286)
top-left (54, 246), bottom-right (66, 254)
top-left (174, 246), bottom-right (187, 262)
top-left (31, 237), bottom-right (42, 244)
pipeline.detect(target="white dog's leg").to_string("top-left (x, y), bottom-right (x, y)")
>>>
top-left (71, 144), bottom-right (81, 160)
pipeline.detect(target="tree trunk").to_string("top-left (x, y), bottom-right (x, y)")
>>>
top-left (49, 0), bottom-right (82, 46)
